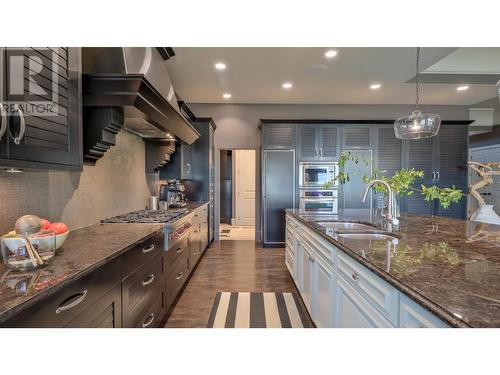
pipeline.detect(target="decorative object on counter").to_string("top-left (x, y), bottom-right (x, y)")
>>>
top-left (468, 161), bottom-right (500, 225)
top-left (1, 217), bottom-right (69, 271)
top-left (324, 151), bottom-right (463, 212)
top-left (394, 47), bottom-right (441, 140)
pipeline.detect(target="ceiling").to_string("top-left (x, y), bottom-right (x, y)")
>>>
top-left (166, 47), bottom-right (500, 106)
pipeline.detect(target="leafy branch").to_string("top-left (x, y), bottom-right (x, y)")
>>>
top-left (323, 151), bottom-right (463, 209)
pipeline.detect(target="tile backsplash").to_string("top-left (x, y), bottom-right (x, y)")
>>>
top-left (0, 131), bottom-right (151, 234)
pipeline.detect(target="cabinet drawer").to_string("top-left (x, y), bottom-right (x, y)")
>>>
top-left (65, 283), bottom-right (122, 328)
top-left (122, 230), bottom-right (164, 277)
top-left (337, 251), bottom-right (399, 325)
top-left (3, 257), bottom-right (122, 327)
top-left (399, 295), bottom-right (449, 328)
top-left (166, 252), bottom-right (189, 309)
top-left (122, 253), bottom-right (164, 328)
top-left (164, 236), bottom-right (189, 274)
top-left (189, 232), bottom-right (202, 270)
top-left (336, 275), bottom-right (394, 328)
top-left (133, 290), bottom-right (164, 328)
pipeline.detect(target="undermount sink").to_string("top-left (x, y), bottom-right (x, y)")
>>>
top-left (317, 221), bottom-right (376, 231)
top-left (335, 232), bottom-right (399, 241)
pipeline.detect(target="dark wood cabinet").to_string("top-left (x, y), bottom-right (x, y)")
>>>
top-left (262, 123), bottom-right (297, 149)
top-left (122, 253), bottom-right (164, 328)
top-left (2, 257), bottom-right (122, 328)
top-left (401, 124), bottom-right (468, 219)
top-left (0, 47), bottom-right (82, 170)
top-left (297, 124), bottom-right (339, 161)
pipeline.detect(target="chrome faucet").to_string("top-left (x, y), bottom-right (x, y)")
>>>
top-left (362, 179), bottom-right (399, 225)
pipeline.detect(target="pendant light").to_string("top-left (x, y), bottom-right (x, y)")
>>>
top-left (394, 47), bottom-right (441, 140)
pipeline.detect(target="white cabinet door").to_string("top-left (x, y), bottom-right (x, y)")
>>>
top-left (335, 276), bottom-right (394, 328)
top-left (399, 295), bottom-right (449, 328)
top-left (299, 242), bottom-right (315, 317)
top-left (314, 256), bottom-right (335, 328)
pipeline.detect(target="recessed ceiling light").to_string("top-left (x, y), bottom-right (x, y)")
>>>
top-left (222, 93), bottom-right (232, 99)
top-left (456, 85), bottom-right (469, 91)
top-left (215, 62), bottom-right (226, 70)
top-left (370, 83), bottom-right (381, 90)
top-left (282, 82), bottom-right (293, 89)
top-left (324, 50), bottom-right (337, 58)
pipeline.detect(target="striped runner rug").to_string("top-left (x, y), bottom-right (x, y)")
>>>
top-left (207, 292), bottom-right (313, 328)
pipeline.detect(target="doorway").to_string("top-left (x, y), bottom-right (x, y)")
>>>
top-left (219, 149), bottom-right (256, 240)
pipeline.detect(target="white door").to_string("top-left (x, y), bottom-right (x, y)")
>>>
top-left (469, 146), bottom-right (500, 217)
top-left (233, 150), bottom-right (256, 226)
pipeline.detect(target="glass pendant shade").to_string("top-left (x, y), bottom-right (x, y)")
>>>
top-left (394, 110), bottom-right (441, 140)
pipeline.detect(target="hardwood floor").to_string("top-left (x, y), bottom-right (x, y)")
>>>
top-left (165, 240), bottom-right (313, 328)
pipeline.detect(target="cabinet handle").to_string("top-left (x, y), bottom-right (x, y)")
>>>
top-left (176, 272), bottom-right (184, 280)
top-left (55, 290), bottom-right (88, 314)
top-left (142, 313), bottom-right (155, 328)
top-left (175, 247), bottom-right (183, 254)
top-left (9, 104), bottom-right (26, 145)
top-left (351, 273), bottom-right (360, 281)
top-left (0, 103), bottom-right (7, 140)
top-left (142, 244), bottom-right (155, 254)
top-left (319, 148), bottom-right (323, 157)
top-left (431, 172), bottom-right (436, 180)
top-left (436, 171), bottom-right (440, 181)
top-left (314, 148), bottom-right (318, 158)
top-left (142, 274), bottom-right (155, 286)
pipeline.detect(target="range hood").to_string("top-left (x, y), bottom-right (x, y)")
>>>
top-left (82, 48), bottom-right (200, 144)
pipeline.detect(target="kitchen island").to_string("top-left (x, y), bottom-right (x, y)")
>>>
top-left (285, 209), bottom-right (500, 328)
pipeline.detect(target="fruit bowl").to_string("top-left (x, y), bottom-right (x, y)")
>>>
top-left (2, 230), bottom-right (69, 252)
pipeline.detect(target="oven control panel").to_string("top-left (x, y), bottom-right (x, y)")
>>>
top-left (169, 222), bottom-right (192, 242)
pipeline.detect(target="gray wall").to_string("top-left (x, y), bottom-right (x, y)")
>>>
top-left (0, 131), bottom-right (151, 235)
top-left (189, 103), bottom-right (471, 242)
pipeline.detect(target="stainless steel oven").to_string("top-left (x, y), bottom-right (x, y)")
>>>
top-left (299, 163), bottom-right (338, 188)
top-left (299, 189), bottom-right (338, 214)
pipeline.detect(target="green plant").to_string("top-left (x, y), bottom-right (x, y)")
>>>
top-left (323, 151), bottom-right (463, 209)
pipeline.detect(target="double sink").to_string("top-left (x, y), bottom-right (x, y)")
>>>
top-left (316, 221), bottom-right (400, 241)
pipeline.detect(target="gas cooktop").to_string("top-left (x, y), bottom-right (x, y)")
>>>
top-left (101, 209), bottom-right (187, 224)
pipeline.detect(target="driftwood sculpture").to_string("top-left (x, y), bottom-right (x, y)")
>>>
top-left (468, 161), bottom-right (500, 225)
top-left (468, 161), bottom-right (500, 205)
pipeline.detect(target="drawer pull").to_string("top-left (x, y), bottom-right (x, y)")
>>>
top-left (351, 273), bottom-right (360, 281)
top-left (176, 272), bottom-right (184, 280)
top-left (142, 244), bottom-right (155, 254)
top-left (142, 274), bottom-right (155, 286)
top-left (142, 313), bottom-right (155, 328)
top-left (175, 247), bottom-right (183, 254)
top-left (56, 290), bottom-right (88, 314)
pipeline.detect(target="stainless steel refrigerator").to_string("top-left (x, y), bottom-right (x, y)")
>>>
top-left (262, 149), bottom-right (295, 247)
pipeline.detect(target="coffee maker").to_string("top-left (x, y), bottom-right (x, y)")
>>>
top-left (159, 180), bottom-right (187, 208)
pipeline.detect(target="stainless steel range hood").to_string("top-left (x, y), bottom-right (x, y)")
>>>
top-left (82, 48), bottom-right (200, 144)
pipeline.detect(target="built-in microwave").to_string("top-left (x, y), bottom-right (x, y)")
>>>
top-left (299, 163), bottom-right (338, 188)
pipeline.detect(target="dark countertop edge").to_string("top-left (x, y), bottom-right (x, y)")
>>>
top-left (0, 225), bottom-right (163, 324)
top-left (285, 210), bottom-right (471, 328)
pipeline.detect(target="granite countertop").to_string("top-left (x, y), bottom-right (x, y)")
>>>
top-left (286, 209), bottom-right (500, 328)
